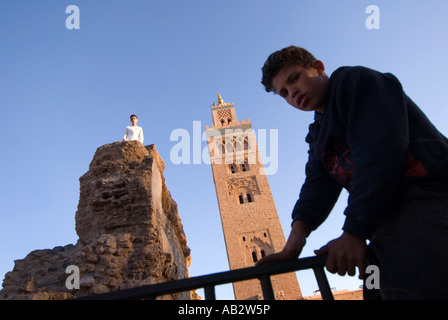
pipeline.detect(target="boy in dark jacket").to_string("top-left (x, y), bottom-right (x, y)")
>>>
top-left (257, 46), bottom-right (448, 299)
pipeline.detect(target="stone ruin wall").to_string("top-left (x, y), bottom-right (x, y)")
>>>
top-left (0, 141), bottom-right (198, 300)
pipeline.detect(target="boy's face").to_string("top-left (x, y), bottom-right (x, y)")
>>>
top-left (271, 61), bottom-right (328, 113)
top-left (130, 116), bottom-right (138, 125)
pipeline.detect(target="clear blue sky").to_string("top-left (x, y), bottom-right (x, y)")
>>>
top-left (1, 0), bottom-right (447, 299)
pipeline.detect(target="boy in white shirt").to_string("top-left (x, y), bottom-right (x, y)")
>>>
top-left (123, 114), bottom-right (144, 144)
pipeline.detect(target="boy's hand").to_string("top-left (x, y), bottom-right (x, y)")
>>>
top-left (314, 232), bottom-right (367, 279)
top-left (256, 220), bottom-right (308, 266)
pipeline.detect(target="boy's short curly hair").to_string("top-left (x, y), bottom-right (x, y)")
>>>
top-left (261, 46), bottom-right (317, 93)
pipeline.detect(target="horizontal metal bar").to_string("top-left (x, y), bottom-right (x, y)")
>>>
top-left (76, 255), bottom-right (328, 300)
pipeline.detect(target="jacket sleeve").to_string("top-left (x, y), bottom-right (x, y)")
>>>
top-left (292, 128), bottom-right (343, 232)
top-left (337, 68), bottom-right (409, 240)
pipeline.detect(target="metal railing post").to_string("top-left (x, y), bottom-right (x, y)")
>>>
top-left (312, 266), bottom-right (334, 300)
top-left (204, 285), bottom-right (216, 300)
top-left (258, 274), bottom-right (275, 300)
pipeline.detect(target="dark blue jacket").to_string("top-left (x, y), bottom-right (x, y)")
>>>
top-left (291, 66), bottom-right (448, 240)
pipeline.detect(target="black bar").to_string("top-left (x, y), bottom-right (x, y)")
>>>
top-left (76, 255), bottom-right (329, 300)
top-left (204, 285), bottom-right (216, 300)
top-left (258, 274), bottom-right (275, 300)
top-left (312, 267), bottom-right (334, 300)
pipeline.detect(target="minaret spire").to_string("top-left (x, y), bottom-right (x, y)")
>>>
top-left (205, 96), bottom-right (302, 300)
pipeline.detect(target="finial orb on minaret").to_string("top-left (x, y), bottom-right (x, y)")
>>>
top-left (217, 93), bottom-right (224, 105)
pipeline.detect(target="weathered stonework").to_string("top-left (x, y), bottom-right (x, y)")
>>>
top-left (0, 141), bottom-right (197, 300)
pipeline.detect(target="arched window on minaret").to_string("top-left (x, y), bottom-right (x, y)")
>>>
top-left (252, 251), bottom-right (258, 263)
top-left (247, 193), bottom-right (253, 203)
top-left (226, 138), bottom-right (234, 153)
top-left (221, 137), bottom-right (226, 155)
top-left (239, 194), bottom-right (244, 204)
top-left (244, 137), bottom-right (249, 151)
top-left (235, 139), bottom-right (243, 152)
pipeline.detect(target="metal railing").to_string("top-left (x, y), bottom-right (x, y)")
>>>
top-left (77, 255), bottom-right (333, 300)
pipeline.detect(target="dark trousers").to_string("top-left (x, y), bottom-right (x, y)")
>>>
top-left (364, 180), bottom-right (448, 300)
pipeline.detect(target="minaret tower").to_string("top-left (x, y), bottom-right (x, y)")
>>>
top-left (205, 94), bottom-right (302, 300)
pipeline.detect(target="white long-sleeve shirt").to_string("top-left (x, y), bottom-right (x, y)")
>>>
top-left (123, 125), bottom-right (144, 144)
